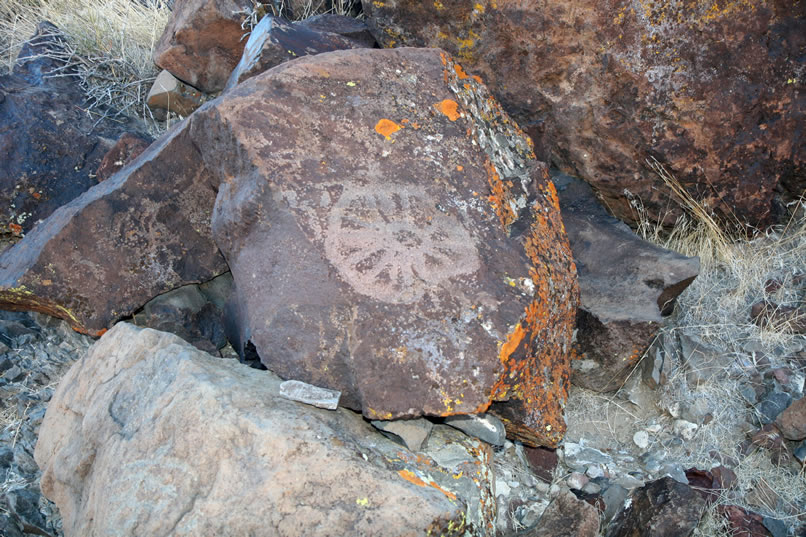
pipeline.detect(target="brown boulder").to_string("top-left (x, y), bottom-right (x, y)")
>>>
top-left (776, 396), bottom-right (806, 441)
top-left (0, 118), bottom-right (227, 336)
top-left (554, 172), bottom-right (699, 392)
top-left (200, 47), bottom-right (579, 447)
top-left (298, 13), bottom-right (377, 48)
top-left (526, 490), bottom-right (600, 537)
top-left (95, 133), bottom-right (151, 182)
top-left (362, 1), bottom-right (805, 228)
top-left (223, 15), bottom-right (372, 91)
top-left (153, 0), bottom-right (253, 92)
top-left (0, 23), bottom-right (150, 242)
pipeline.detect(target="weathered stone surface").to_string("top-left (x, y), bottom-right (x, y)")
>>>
top-left (279, 379), bottom-right (341, 410)
top-left (0, 22), bottom-right (149, 242)
top-left (153, 0), bottom-right (252, 92)
top-left (553, 172), bottom-right (699, 392)
top-left (298, 13), bottom-right (377, 48)
top-left (371, 418), bottom-right (433, 451)
top-left (526, 490), bottom-right (600, 537)
top-left (223, 15), bottom-right (372, 91)
top-left (678, 332), bottom-right (734, 387)
top-left (202, 47), bottom-right (578, 447)
top-left (775, 396), bottom-right (806, 441)
top-left (443, 414), bottom-right (506, 446)
top-left (362, 1), bottom-right (805, 228)
top-left (95, 133), bottom-right (151, 182)
top-left (34, 323), bottom-right (483, 536)
top-left (605, 477), bottom-right (706, 537)
top-left (0, 117), bottom-right (227, 336)
top-left (718, 505), bottom-right (773, 537)
top-left (146, 69), bottom-right (205, 118)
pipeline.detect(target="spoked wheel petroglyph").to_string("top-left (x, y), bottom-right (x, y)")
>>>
top-left (324, 184), bottom-right (480, 303)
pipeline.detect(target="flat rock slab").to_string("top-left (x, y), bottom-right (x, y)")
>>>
top-left (200, 47), bottom-right (578, 447)
top-left (35, 323), bottom-right (490, 536)
top-left (0, 118), bottom-right (227, 335)
top-left (554, 172), bottom-right (699, 392)
top-left (0, 23), bottom-right (150, 241)
top-left (279, 379), bottom-right (341, 410)
top-left (362, 1), bottom-right (805, 228)
top-left (224, 15), bottom-right (373, 91)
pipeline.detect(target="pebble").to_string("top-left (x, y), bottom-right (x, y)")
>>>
top-left (673, 419), bottom-right (698, 441)
top-left (633, 430), bottom-right (650, 450)
top-left (443, 413), bottom-right (506, 446)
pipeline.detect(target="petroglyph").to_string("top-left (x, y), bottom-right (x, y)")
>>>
top-left (324, 183), bottom-right (480, 304)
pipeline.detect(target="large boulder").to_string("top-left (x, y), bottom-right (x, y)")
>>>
top-left (0, 117), bottom-right (227, 336)
top-left (362, 1), bottom-right (805, 228)
top-left (0, 22), bottom-right (150, 243)
top-left (153, 0), bottom-right (253, 92)
top-left (554, 172), bottom-right (699, 392)
top-left (198, 47), bottom-right (579, 447)
top-left (34, 323), bottom-right (489, 536)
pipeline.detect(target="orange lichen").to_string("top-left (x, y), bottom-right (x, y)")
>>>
top-left (435, 99), bottom-right (461, 121)
top-left (8, 223), bottom-right (22, 235)
top-left (454, 63), bottom-right (483, 83)
top-left (398, 470), bottom-right (458, 501)
top-left (374, 118), bottom-right (403, 139)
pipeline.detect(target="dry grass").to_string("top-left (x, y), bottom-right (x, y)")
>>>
top-left (0, 0), bottom-right (171, 129)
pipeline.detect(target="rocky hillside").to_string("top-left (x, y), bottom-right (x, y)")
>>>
top-left (0, 1), bottom-right (804, 536)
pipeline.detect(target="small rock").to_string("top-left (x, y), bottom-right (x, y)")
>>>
top-left (4, 486), bottom-right (50, 536)
top-left (633, 430), bottom-right (649, 450)
top-left (774, 396), bottom-right (806, 440)
top-left (371, 418), bottom-right (433, 451)
top-left (581, 481), bottom-right (601, 495)
top-left (762, 517), bottom-right (788, 537)
top-left (673, 419), bottom-right (698, 441)
top-left (718, 505), bottom-right (772, 537)
top-left (566, 472), bottom-right (589, 490)
top-left (794, 440), bottom-right (806, 463)
top-left (563, 443), bottom-right (613, 473)
top-left (443, 413), bottom-right (506, 446)
top-left (526, 490), bottom-right (600, 537)
top-left (757, 391), bottom-right (792, 425)
top-left (522, 445), bottom-right (559, 482)
top-left (605, 477), bottom-right (706, 537)
top-left (146, 69), bottom-right (204, 118)
top-left (2, 365), bottom-right (25, 382)
top-left (679, 332), bottom-right (732, 387)
top-left (600, 483), bottom-right (629, 523)
top-left (278, 380), bottom-right (341, 410)
top-left (586, 464), bottom-right (605, 479)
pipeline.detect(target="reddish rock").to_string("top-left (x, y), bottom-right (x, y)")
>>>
top-left (362, 1), bottom-right (805, 228)
top-left (718, 505), bottom-right (773, 537)
top-left (0, 23), bottom-right (149, 242)
top-left (751, 300), bottom-right (806, 334)
top-left (0, 119), bottom-right (227, 336)
top-left (776, 397), bottom-right (806, 441)
top-left (153, 0), bottom-right (253, 92)
top-left (201, 48), bottom-right (579, 447)
top-left (223, 15), bottom-right (372, 91)
top-left (526, 490), bottom-right (600, 537)
top-left (523, 446), bottom-right (559, 482)
top-left (605, 477), bottom-right (706, 537)
top-left (685, 466), bottom-right (737, 505)
top-left (554, 172), bottom-right (698, 392)
top-left (95, 133), bottom-right (151, 182)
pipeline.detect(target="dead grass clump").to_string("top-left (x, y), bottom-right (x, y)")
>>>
top-left (0, 0), bottom-right (171, 127)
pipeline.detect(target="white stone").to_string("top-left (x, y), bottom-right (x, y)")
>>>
top-left (633, 430), bottom-right (650, 450)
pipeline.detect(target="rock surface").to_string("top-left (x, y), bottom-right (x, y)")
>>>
top-left (223, 15), bottom-right (372, 91)
top-left (298, 13), bottom-right (377, 48)
top-left (202, 47), bottom-right (578, 446)
top-left (526, 490), bottom-right (600, 537)
top-left (35, 323), bottom-right (493, 536)
top-left (362, 0), bottom-right (805, 228)
top-left (0, 117), bottom-right (227, 335)
top-left (146, 69), bottom-right (205, 118)
top-left (0, 22), bottom-right (150, 242)
top-left (153, 0), bottom-right (252, 92)
top-left (94, 133), bottom-right (151, 182)
top-left (775, 396), bottom-right (806, 441)
top-left (554, 172), bottom-right (698, 392)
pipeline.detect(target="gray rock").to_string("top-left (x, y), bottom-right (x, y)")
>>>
top-left (278, 380), bottom-right (341, 410)
top-left (443, 413), bottom-right (506, 446)
top-left (563, 443), bottom-right (613, 473)
top-left (757, 391), bottom-right (793, 425)
top-left (794, 440), bottom-right (806, 464)
top-left (601, 483), bottom-right (629, 523)
top-left (0, 515), bottom-right (25, 537)
top-left (5, 486), bottom-right (51, 536)
top-left (371, 418), bottom-right (433, 451)
top-left (762, 517), bottom-right (788, 537)
top-left (679, 332), bottom-right (734, 387)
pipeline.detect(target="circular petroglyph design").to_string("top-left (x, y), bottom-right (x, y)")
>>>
top-left (324, 184), bottom-right (480, 304)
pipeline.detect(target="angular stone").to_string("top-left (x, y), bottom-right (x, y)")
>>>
top-left (775, 396), bottom-right (806, 441)
top-left (279, 379), bottom-right (341, 410)
top-left (153, 0), bottom-right (253, 92)
top-left (526, 490), bottom-right (600, 537)
top-left (443, 413), bottom-right (506, 446)
top-left (223, 15), bottom-right (372, 91)
top-left (95, 133), bottom-right (151, 182)
top-left (605, 477), bottom-right (706, 537)
top-left (362, 1), bottom-right (805, 228)
top-left (202, 48), bottom-right (578, 447)
top-left (554, 173), bottom-right (698, 392)
top-left (371, 418), bottom-right (433, 451)
top-left (146, 69), bottom-right (205, 118)
top-left (298, 14), bottom-right (377, 48)
top-left (678, 332), bottom-right (736, 387)
top-left (34, 323), bottom-right (479, 536)
top-left (0, 117), bottom-right (227, 335)
top-left (523, 445), bottom-right (559, 483)
top-left (0, 22), bottom-right (149, 242)
top-left (718, 505), bottom-right (772, 537)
